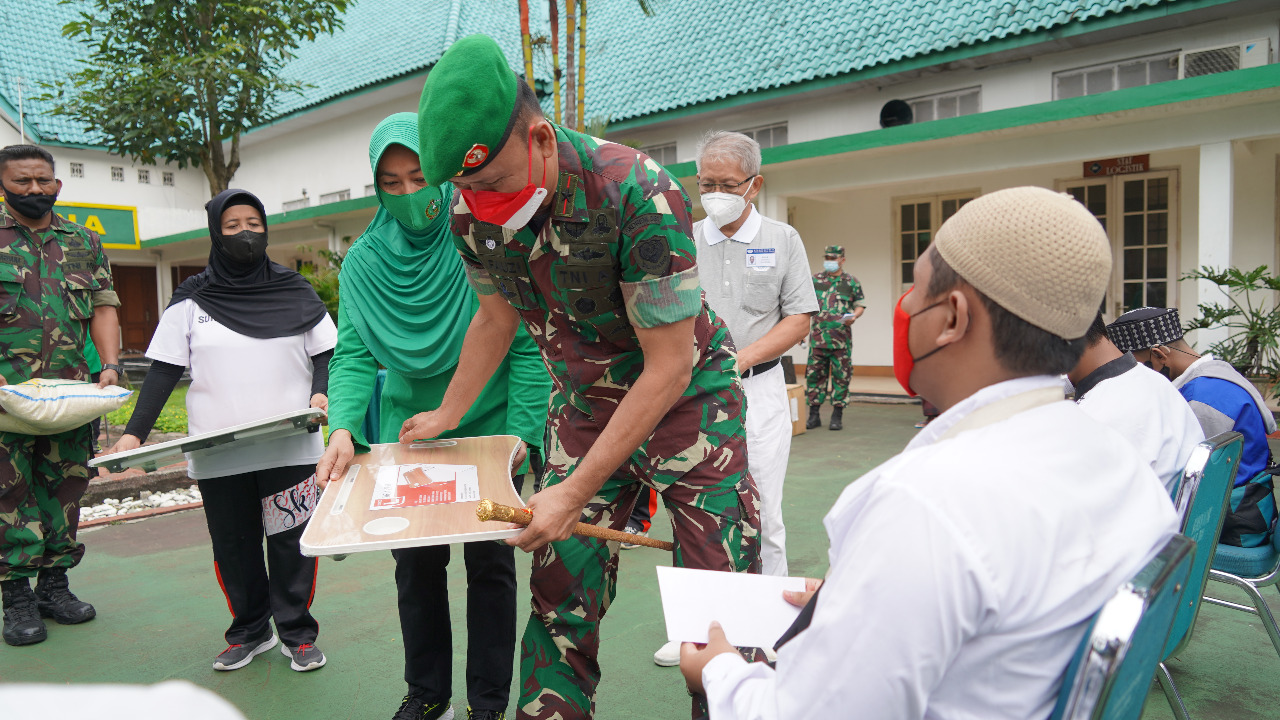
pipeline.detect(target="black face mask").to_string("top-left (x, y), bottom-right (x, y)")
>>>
top-left (1142, 359), bottom-right (1172, 380)
top-left (2, 181), bottom-right (58, 220)
top-left (222, 230), bottom-right (267, 265)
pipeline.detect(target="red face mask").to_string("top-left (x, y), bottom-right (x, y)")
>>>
top-left (458, 126), bottom-right (549, 230)
top-left (892, 288), bottom-right (947, 397)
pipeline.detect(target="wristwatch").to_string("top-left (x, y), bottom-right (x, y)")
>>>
top-left (102, 363), bottom-right (126, 377)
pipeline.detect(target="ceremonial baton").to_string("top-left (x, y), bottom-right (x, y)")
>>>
top-left (476, 499), bottom-right (674, 551)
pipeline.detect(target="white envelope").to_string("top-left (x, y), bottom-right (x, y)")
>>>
top-left (656, 566), bottom-right (806, 648)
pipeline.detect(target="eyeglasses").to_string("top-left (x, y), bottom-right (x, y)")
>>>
top-left (697, 176), bottom-right (757, 194)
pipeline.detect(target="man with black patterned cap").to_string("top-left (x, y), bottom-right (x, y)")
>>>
top-left (1109, 307), bottom-right (1277, 547)
top-left (406, 34), bottom-right (760, 720)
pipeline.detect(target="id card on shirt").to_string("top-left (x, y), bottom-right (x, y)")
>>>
top-left (745, 248), bottom-right (776, 268)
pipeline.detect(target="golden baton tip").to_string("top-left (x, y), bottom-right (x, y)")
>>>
top-left (476, 499), bottom-right (495, 522)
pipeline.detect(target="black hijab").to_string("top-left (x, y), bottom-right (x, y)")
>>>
top-left (168, 189), bottom-right (329, 339)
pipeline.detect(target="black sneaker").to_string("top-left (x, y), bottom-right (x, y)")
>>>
top-left (281, 641), bottom-right (327, 671)
top-left (393, 696), bottom-right (453, 720)
top-left (468, 708), bottom-right (505, 720)
top-left (213, 631), bottom-right (277, 671)
top-left (620, 522), bottom-right (648, 550)
top-left (34, 567), bottom-right (96, 625)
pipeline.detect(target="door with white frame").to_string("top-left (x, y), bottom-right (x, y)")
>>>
top-left (893, 191), bottom-right (978, 296)
top-left (1058, 170), bottom-right (1179, 321)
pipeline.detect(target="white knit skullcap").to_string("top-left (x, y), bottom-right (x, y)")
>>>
top-left (934, 186), bottom-right (1111, 340)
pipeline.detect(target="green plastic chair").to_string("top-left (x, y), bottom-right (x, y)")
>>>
top-left (1153, 432), bottom-right (1242, 720)
top-left (1049, 533), bottom-right (1195, 720)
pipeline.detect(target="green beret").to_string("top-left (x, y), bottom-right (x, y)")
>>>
top-left (418, 34), bottom-right (522, 186)
top-left (824, 245), bottom-right (844, 257)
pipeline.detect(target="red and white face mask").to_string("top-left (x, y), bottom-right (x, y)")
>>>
top-left (458, 127), bottom-right (548, 231)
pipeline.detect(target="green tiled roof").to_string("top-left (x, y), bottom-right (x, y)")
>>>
top-left (3, 0), bottom-right (1203, 147)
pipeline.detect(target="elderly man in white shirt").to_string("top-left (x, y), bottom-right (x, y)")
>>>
top-left (652, 130), bottom-right (818, 667)
top-left (679, 187), bottom-right (1178, 720)
top-left (1068, 311), bottom-right (1204, 497)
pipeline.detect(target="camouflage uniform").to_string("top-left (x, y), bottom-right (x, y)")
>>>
top-left (0, 203), bottom-right (119, 581)
top-left (805, 271), bottom-right (864, 408)
top-left (451, 127), bottom-right (760, 720)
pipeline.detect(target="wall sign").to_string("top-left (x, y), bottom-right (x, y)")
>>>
top-left (54, 202), bottom-right (141, 249)
top-left (1083, 155), bottom-right (1150, 177)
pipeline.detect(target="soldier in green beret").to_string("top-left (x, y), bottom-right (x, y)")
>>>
top-left (0, 145), bottom-right (122, 646)
top-left (404, 34), bottom-right (760, 720)
top-left (805, 245), bottom-right (864, 431)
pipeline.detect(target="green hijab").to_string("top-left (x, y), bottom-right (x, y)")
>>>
top-left (339, 112), bottom-right (472, 379)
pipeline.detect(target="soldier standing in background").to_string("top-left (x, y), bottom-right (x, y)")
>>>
top-left (0, 145), bottom-right (122, 647)
top-left (805, 245), bottom-right (864, 430)
top-left (407, 36), bottom-right (760, 720)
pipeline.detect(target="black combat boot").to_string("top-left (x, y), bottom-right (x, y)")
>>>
top-left (828, 406), bottom-right (844, 431)
top-left (2, 577), bottom-right (48, 646)
top-left (35, 567), bottom-right (96, 625)
top-left (805, 405), bottom-right (822, 430)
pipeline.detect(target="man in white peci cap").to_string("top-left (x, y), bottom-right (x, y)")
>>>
top-left (680, 186), bottom-right (1178, 719)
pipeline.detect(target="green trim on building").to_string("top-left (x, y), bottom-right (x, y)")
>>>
top-left (143, 194), bottom-right (379, 249)
top-left (663, 63), bottom-right (1280, 178)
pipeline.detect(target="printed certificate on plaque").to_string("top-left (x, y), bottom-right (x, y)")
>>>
top-left (371, 464), bottom-right (481, 510)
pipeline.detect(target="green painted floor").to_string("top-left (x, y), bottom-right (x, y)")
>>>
top-left (1, 402), bottom-right (1277, 719)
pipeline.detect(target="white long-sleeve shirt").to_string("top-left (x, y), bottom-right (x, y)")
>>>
top-left (703, 376), bottom-right (1178, 720)
top-left (1074, 353), bottom-right (1204, 496)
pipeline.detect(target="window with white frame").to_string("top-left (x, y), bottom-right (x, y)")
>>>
top-left (735, 122), bottom-right (788, 149)
top-left (319, 189), bottom-right (350, 205)
top-left (282, 197), bottom-right (310, 212)
top-left (1054, 52), bottom-right (1179, 100)
top-left (364, 183), bottom-right (377, 197)
top-left (137, 169), bottom-right (150, 184)
top-left (162, 171), bottom-right (174, 186)
top-left (1059, 171), bottom-right (1179, 316)
top-left (110, 166), bottom-right (123, 182)
top-left (908, 87), bottom-right (981, 123)
top-left (640, 142), bottom-right (678, 167)
top-left (69, 162), bottom-right (84, 178)
top-left (893, 193), bottom-right (976, 293)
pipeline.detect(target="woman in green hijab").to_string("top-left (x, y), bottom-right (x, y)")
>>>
top-left (318, 112), bottom-right (550, 720)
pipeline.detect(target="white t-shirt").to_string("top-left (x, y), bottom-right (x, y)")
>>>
top-left (1076, 357), bottom-right (1204, 496)
top-left (146, 299), bottom-right (338, 479)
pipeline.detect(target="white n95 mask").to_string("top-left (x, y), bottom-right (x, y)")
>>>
top-left (701, 192), bottom-right (748, 228)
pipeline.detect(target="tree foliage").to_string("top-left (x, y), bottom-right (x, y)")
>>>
top-left (42, 0), bottom-right (348, 196)
top-left (1183, 265), bottom-right (1280, 381)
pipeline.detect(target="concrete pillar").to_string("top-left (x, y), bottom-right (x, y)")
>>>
top-left (1197, 142), bottom-right (1234, 348)
top-left (154, 256), bottom-right (173, 309)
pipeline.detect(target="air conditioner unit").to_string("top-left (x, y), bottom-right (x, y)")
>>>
top-left (1178, 38), bottom-right (1271, 79)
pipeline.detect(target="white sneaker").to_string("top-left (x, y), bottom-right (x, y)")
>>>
top-left (653, 640), bottom-right (681, 667)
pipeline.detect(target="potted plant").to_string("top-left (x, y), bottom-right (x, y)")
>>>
top-left (1182, 265), bottom-right (1280, 401)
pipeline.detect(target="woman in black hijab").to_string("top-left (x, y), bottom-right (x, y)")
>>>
top-left (109, 189), bottom-right (337, 674)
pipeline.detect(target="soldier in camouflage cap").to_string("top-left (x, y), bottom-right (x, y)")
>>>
top-left (0, 145), bottom-right (122, 647)
top-left (805, 244), bottom-right (865, 430)
top-left (407, 34), bottom-right (760, 720)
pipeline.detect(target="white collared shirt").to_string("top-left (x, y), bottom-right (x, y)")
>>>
top-left (703, 376), bottom-right (1178, 720)
top-left (693, 207), bottom-right (818, 353)
top-left (701, 204), bottom-right (764, 246)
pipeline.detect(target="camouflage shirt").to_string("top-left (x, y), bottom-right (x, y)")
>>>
top-left (451, 127), bottom-right (743, 477)
top-left (0, 202), bottom-right (119, 385)
top-left (809, 271), bottom-right (864, 350)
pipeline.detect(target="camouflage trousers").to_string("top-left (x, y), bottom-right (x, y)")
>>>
top-left (518, 406), bottom-right (761, 720)
top-left (805, 346), bottom-right (852, 407)
top-left (0, 426), bottom-right (92, 581)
